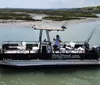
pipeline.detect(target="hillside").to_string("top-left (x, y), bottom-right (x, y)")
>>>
top-left (0, 6), bottom-right (100, 21)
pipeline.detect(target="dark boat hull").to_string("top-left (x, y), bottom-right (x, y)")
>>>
top-left (0, 53), bottom-right (99, 60)
top-left (0, 53), bottom-right (99, 67)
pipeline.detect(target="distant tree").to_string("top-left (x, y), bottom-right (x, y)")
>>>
top-left (97, 6), bottom-right (100, 9)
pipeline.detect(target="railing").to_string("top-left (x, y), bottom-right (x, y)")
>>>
top-left (1, 40), bottom-right (100, 54)
top-left (2, 41), bottom-right (39, 44)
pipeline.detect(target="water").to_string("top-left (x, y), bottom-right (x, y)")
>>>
top-left (0, 20), bottom-right (100, 46)
top-left (96, 14), bottom-right (100, 17)
top-left (0, 67), bottom-right (100, 85)
top-left (0, 27), bottom-right (39, 43)
top-left (0, 20), bottom-right (100, 85)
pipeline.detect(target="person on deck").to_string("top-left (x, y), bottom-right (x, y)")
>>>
top-left (53, 35), bottom-right (62, 52)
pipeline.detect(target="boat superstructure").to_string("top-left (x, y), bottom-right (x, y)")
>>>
top-left (0, 25), bottom-right (100, 67)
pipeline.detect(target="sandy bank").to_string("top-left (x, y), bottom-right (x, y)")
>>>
top-left (0, 18), bottom-right (100, 28)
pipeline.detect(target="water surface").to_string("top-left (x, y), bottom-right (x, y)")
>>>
top-left (0, 20), bottom-right (100, 46)
top-left (0, 67), bottom-right (100, 85)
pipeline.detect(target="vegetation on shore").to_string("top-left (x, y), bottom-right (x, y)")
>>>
top-left (0, 5), bottom-right (100, 21)
top-left (43, 12), bottom-right (97, 21)
top-left (0, 12), bottom-right (35, 21)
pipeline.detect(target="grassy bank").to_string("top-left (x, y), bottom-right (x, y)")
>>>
top-left (0, 8), bottom-right (99, 21)
top-left (0, 12), bottom-right (35, 21)
top-left (43, 12), bottom-right (98, 21)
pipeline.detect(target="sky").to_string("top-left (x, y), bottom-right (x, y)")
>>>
top-left (0, 0), bottom-right (100, 9)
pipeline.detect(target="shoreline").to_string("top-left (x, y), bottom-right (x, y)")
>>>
top-left (0, 17), bottom-right (100, 28)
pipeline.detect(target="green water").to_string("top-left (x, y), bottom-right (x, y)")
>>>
top-left (0, 67), bottom-right (100, 85)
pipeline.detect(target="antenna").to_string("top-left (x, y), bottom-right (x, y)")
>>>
top-left (84, 24), bottom-right (100, 51)
top-left (85, 24), bottom-right (100, 44)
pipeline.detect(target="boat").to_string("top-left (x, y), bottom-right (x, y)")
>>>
top-left (0, 25), bottom-right (100, 67)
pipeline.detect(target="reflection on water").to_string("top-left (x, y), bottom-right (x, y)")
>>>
top-left (0, 66), bottom-right (100, 85)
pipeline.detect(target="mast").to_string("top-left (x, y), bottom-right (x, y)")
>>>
top-left (46, 30), bottom-right (50, 42)
top-left (38, 30), bottom-right (43, 53)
